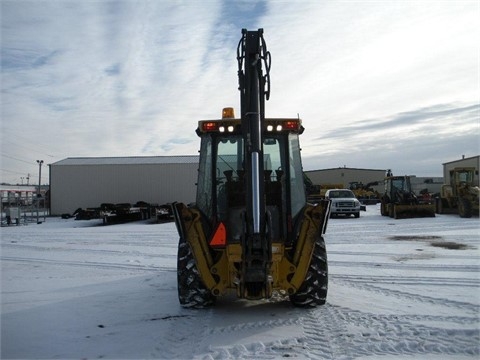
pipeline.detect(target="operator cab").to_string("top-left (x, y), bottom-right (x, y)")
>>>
top-left (195, 108), bottom-right (306, 246)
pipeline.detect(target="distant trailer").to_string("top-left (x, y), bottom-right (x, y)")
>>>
top-left (101, 202), bottom-right (154, 225)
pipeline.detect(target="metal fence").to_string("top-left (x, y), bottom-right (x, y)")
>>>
top-left (1, 194), bottom-right (48, 226)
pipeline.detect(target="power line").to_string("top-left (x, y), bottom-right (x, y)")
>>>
top-left (0, 168), bottom-right (46, 185)
top-left (2, 126), bottom-right (57, 150)
top-left (1, 138), bottom-right (58, 159)
top-left (0, 168), bottom-right (29, 175)
top-left (1, 153), bottom-right (35, 165)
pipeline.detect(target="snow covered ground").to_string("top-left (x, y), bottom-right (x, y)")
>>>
top-left (1, 205), bottom-right (479, 359)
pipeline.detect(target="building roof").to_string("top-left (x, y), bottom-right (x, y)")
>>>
top-left (304, 167), bottom-right (386, 173)
top-left (442, 155), bottom-right (479, 165)
top-left (51, 156), bottom-right (199, 166)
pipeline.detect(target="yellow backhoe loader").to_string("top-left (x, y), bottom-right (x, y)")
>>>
top-left (172, 29), bottom-right (331, 308)
top-left (380, 172), bottom-right (435, 219)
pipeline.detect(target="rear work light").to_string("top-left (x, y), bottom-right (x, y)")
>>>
top-left (202, 122), bottom-right (218, 132)
top-left (198, 109), bottom-right (302, 134)
top-left (283, 120), bottom-right (300, 131)
top-left (199, 119), bottom-right (241, 133)
top-left (265, 119), bottom-right (302, 132)
top-left (219, 125), bottom-right (235, 133)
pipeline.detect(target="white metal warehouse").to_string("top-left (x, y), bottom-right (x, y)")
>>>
top-left (49, 156), bottom-right (199, 215)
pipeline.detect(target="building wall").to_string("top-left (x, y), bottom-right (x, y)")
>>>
top-left (50, 162), bottom-right (198, 215)
top-left (442, 156), bottom-right (479, 186)
top-left (409, 176), bottom-right (444, 195)
top-left (304, 167), bottom-right (386, 193)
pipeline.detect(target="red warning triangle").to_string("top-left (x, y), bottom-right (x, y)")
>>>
top-left (210, 222), bottom-right (226, 247)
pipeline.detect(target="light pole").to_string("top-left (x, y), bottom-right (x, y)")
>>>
top-left (36, 160), bottom-right (44, 224)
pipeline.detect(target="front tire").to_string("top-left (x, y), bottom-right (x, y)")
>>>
top-left (290, 236), bottom-right (328, 307)
top-left (458, 198), bottom-right (473, 218)
top-left (177, 239), bottom-right (216, 308)
top-left (380, 199), bottom-right (388, 216)
top-left (435, 197), bottom-right (443, 214)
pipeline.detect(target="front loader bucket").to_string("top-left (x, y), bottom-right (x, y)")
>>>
top-left (393, 204), bottom-right (436, 219)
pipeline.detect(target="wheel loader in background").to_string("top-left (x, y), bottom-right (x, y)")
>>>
top-left (348, 181), bottom-right (380, 205)
top-left (435, 167), bottom-right (479, 218)
top-left (380, 172), bottom-right (435, 219)
top-left (172, 29), bottom-right (331, 308)
top-left (303, 173), bottom-right (342, 204)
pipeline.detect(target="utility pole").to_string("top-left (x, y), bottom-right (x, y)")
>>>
top-left (36, 160), bottom-right (43, 224)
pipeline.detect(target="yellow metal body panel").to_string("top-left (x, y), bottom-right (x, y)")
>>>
top-left (389, 203), bottom-right (435, 219)
top-left (178, 202), bottom-right (330, 298)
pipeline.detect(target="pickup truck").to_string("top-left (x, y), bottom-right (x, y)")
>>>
top-left (325, 189), bottom-right (361, 218)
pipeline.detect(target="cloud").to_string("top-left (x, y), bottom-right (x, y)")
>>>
top-left (302, 102), bottom-right (480, 176)
top-left (1, 1), bottom-right (478, 184)
top-left (303, 130), bottom-right (480, 177)
top-left (315, 103), bottom-right (479, 140)
top-left (104, 63), bottom-right (121, 76)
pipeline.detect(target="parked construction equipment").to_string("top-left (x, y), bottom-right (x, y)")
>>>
top-left (348, 181), bottom-right (380, 205)
top-left (172, 29), bottom-right (331, 308)
top-left (436, 167), bottom-right (479, 218)
top-left (304, 175), bottom-right (343, 204)
top-left (380, 172), bottom-right (435, 219)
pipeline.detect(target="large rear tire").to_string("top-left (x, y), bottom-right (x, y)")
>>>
top-left (435, 197), bottom-right (443, 214)
top-left (458, 198), bottom-right (473, 218)
top-left (389, 204), bottom-right (394, 218)
top-left (177, 239), bottom-right (216, 308)
top-left (290, 236), bottom-right (328, 307)
top-left (380, 200), bottom-right (387, 216)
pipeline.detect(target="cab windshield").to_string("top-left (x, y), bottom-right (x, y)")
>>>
top-left (328, 190), bottom-right (355, 199)
top-left (196, 133), bottom-right (305, 221)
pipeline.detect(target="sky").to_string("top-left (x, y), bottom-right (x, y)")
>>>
top-left (1, 0), bottom-right (479, 185)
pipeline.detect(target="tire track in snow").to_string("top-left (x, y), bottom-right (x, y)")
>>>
top-left (300, 304), bottom-right (345, 359)
top-left (152, 309), bottom-right (214, 359)
top-left (332, 274), bottom-right (480, 288)
top-left (205, 316), bottom-right (301, 335)
top-left (0, 256), bottom-right (175, 273)
top-left (302, 304), bottom-right (479, 359)
top-left (328, 250), bottom-right (480, 261)
top-left (1, 242), bottom-right (176, 259)
top-left (334, 276), bottom-right (480, 315)
top-left (330, 260), bottom-right (480, 273)
top-left (204, 327), bottom-right (304, 358)
top-left (190, 309), bottom-right (307, 359)
top-left (200, 338), bottom-right (308, 359)
top-left (149, 278), bottom-right (479, 360)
